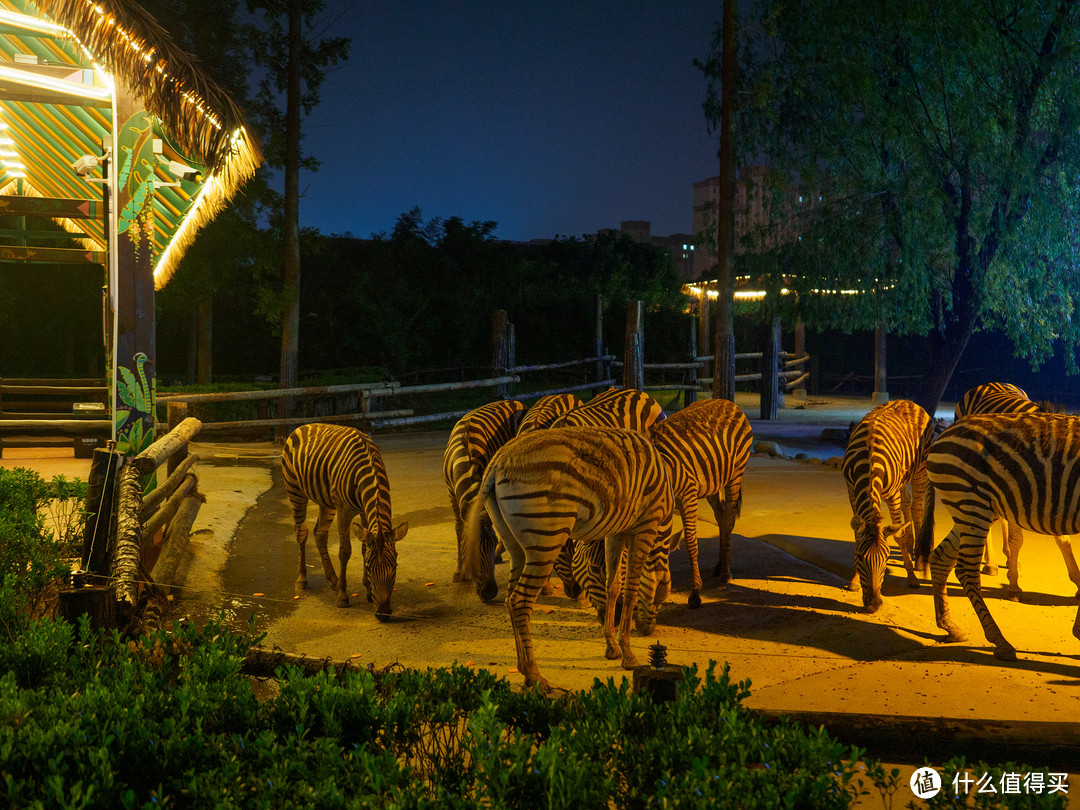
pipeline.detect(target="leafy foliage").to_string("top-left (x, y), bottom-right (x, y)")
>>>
top-left (716, 2), bottom-right (1080, 407)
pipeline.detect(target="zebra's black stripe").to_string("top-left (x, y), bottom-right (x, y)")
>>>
top-left (281, 423), bottom-right (407, 618)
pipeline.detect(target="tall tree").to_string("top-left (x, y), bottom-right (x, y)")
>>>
top-left (723, 1), bottom-right (1080, 413)
top-left (246, 0), bottom-right (350, 390)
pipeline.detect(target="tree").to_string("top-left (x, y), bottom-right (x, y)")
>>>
top-left (246, 0), bottom-right (350, 391)
top-left (723, 1), bottom-right (1080, 413)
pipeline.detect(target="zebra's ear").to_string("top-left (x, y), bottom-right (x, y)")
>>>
top-left (392, 522), bottom-right (409, 542)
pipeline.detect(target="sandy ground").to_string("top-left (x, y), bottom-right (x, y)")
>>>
top-left (7, 393), bottom-right (1080, 805)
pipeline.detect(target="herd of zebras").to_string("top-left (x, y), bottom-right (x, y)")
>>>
top-left (277, 381), bottom-right (1080, 691)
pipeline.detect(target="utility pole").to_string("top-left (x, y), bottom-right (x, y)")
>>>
top-left (712, 0), bottom-right (737, 402)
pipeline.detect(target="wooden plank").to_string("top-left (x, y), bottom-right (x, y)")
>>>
top-left (0, 195), bottom-right (103, 219)
top-left (0, 245), bottom-right (104, 264)
top-left (0, 419), bottom-right (111, 435)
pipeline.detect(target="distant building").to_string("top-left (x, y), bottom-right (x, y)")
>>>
top-left (596, 220), bottom-right (696, 281)
top-left (692, 166), bottom-right (816, 280)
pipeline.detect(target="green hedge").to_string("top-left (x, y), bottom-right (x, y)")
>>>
top-left (0, 468), bottom-right (1068, 809)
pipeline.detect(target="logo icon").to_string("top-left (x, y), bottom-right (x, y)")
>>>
top-left (911, 767), bottom-right (942, 799)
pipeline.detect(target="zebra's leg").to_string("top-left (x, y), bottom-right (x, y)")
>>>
top-left (505, 533), bottom-right (563, 691)
top-left (614, 526), bottom-right (657, 671)
top-left (601, 537), bottom-right (628, 660)
top-left (574, 538), bottom-right (609, 620)
top-left (449, 493), bottom-right (466, 582)
top-left (292, 503), bottom-right (311, 592)
top-left (889, 493), bottom-right (920, 587)
top-left (908, 466), bottom-right (929, 577)
top-left (954, 531), bottom-right (1015, 660)
top-left (1003, 522), bottom-right (1025, 600)
top-left (930, 529), bottom-right (968, 643)
top-left (475, 518), bottom-right (500, 601)
top-left (312, 505), bottom-right (339, 589)
top-left (635, 537), bottom-right (671, 636)
top-left (710, 491), bottom-right (734, 584)
top-left (332, 507), bottom-right (356, 608)
top-left (679, 491), bottom-right (703, 608)
top-left (1053, 535), bottom-right (1080, 598)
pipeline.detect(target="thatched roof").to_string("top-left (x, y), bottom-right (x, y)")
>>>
top-left (2, 0), bottom-right (262, 286)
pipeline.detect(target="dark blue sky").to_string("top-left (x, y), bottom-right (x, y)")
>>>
top-left (297, 2), bottom-right (721, 242)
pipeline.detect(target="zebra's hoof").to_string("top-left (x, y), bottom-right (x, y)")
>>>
top-left (688, 591), bottom-right (702, 609)
top-left (374, 610), bottom-right (392, 623)
top-left (336, 595), bottom-right (350, 608)
top-left (906, 578), bottom-right (921, 589)
top-left (993, 645), bottom-right (1017, 661)
top-left (295, 580), bottom-right (308, 591)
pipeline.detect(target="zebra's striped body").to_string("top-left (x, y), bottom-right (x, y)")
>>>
top-left (953, 382), bottom-right (1036, 422)
top-left (549, 387), bottom-right (667, 604)
top-left (517, 393), bottom-right (582, 435)
top-left (463, 426), bottom-right (674, 690)
top-left (842, 400), bottom-right (935, 612)
top-left (550, 387), bottom-right (666, 432)
top-left (916, 413), bottom-right (1080, 659)
top-left (649, 398), bottom-right (753, 608)
top-left (281, 424), bottom-right (407, 617)
top-left (443, 400), bottom-right (525, 598)
top-left (952, 383), bottom-right (1079, 597)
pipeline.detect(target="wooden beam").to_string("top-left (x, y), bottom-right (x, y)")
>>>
top-left (0, 245), bottom-right (104, 264)
top-left (0, 195), bottom-right (103, 219)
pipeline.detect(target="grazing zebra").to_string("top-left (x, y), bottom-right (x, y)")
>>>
top-left (953, 383), bottom-right (1079, 598)
top-left (915, 413), bottom-right (1080, 660)
top-left (550, 386), bottom-right (666, 432)
top-left (649, 398), bottom-right (753, 608)
top-left (443, 400), bottom-right (525, 599)
top-left (842, 400), bottom-right (935, 612)
top-left (462, 426), bottom-right (674, 691)
top-left (548, 387), bottom-right (667, 603)
top-left (281, 424), bottom-right (407, 618)
top-left (517, 393), bottom-right (582, 435)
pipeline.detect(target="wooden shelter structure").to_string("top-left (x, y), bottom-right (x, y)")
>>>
top-left (0, 0), bottom-right (260, 455)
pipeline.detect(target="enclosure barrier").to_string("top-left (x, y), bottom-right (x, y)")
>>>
top-left (60, 416), bottom-right (205, 632)
top-left (0, 377), bottom-right (111, 458)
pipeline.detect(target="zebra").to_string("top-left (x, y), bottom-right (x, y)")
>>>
top-left (550, 386), bottom-right (666, 432)
top-left (281, 423), bottom-right (408, 618)
top-left (443, 399), bottom-right (525, 600)
top-left (648, 398), bottom-right (753, 608)
top-left (915, 412), bottom-right (1080, 660)
top-left (462, 425), bottom-right (674, 691)
top-left (953, 382), bottom-right (1080, 598)
top-left (517, 393), bottom-right (582, 435)
top-left (548, 387), bottom-right (667, 604)
top-left (841, 400), bottom-right (935, 612)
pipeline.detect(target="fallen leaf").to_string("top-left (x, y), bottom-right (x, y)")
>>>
top-left (253, 592), bottom-right (264, 597)
top-left (509, 668), bottom-right (519, 674)
top-left (293, 595), bottom-right (300, 600)
top-left (424, 581), bottom-right (435, 587)
top-left (349, 653), bottom-right (362, 659)
top-left (464, 661), bottom-right (474, 667)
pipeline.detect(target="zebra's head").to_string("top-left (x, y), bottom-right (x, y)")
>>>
top-left (361, 521), bottom-right (407, 621)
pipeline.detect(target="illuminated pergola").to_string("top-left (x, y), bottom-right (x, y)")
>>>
top-left (0, 0), bottom-right (260, 454)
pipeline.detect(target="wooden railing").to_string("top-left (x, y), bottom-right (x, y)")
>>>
top-left (0, 377), bottom-right (111, 457)
top-left (60, 417), bottom-right (205, 632)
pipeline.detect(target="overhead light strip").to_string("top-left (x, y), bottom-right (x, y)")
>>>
top-left (0, 63), bottom-right (112, 100)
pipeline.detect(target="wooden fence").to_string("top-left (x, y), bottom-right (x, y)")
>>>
top-left (59, 416), bottom-right (205, 632)
top-left (156, 298), bottom-right (809, 435)
top-left (0, 377), bottom-right (112, 458)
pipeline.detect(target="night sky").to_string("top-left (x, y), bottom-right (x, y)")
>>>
top-left (296, 2), bottom-right (721, 242)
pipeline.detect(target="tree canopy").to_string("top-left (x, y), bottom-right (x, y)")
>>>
top-left (722, 1), bottom-right (1080, 411)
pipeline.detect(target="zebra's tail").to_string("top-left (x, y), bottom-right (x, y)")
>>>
top-left (461, 463), bottom-right (497, 584)
top-left (914, 478), bottom-right (936, 569)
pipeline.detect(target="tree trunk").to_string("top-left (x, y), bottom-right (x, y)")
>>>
top-left (913, 316), bottom-right (976, 418)
top-left (279, 0), bottom-right (303, 397)
top-left (196, 296), bottom-right (212, 385)
top-left (711, 0), bottom-right (737, 403)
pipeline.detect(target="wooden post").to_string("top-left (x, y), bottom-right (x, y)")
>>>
top-left (492, 309), bottom-right (509, 398)
top-left (873, 321), bottom-right (889, 405)
top-left (685, 315), bottom-right (698, 408)
top-left (759, 316), bottom-right (780, 420)
top-left (507, 322), bottom-right (516, 397)
top-left (78, 447), bottom-right (123, 578)
top-left (623, 300), bottom-right (645, 391)
top-left (166, 401), bottom-right (189, 475)
top-left (113, 85), bottom-right (157, 458)
top-left (793, 317), bottom-right (807, 401)
top-left (697, 285), bottom-right (711, 381)
top-left (596, 295), bottom-right (604, 386)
